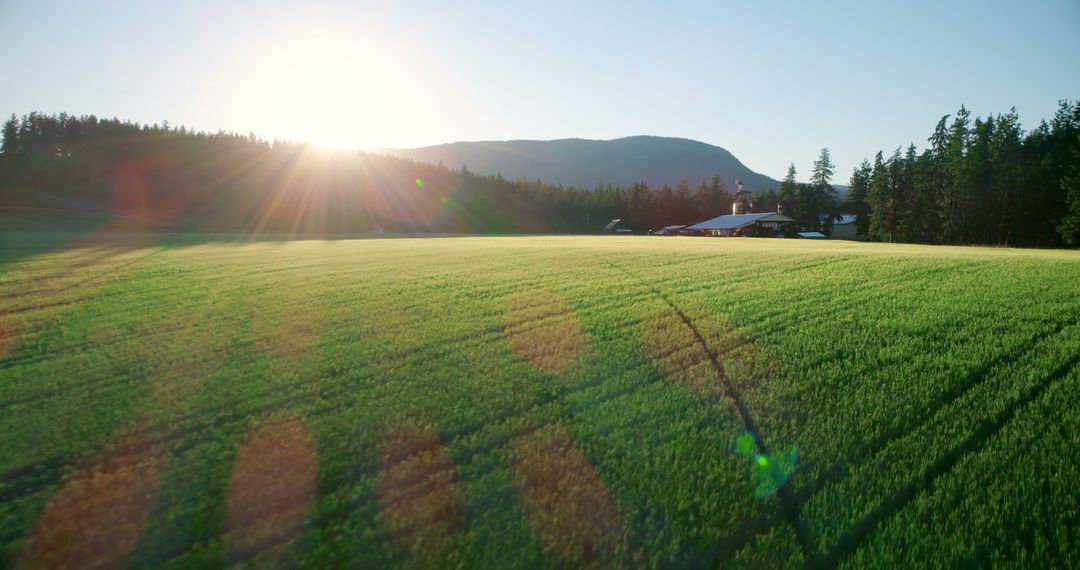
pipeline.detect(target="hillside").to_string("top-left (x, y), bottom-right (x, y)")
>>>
top-left (386, 136), bottom-right (783, 191)
top-left (0, 115), bottom-right (777, 235)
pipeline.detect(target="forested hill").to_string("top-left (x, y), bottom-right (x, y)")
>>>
top-left (0, 114), bottom-right (743, 234)
top-left (385, 136), bottom-right (782, 191)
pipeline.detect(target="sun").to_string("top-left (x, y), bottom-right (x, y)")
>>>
top-left (232, 28), bottom-right (424, 150)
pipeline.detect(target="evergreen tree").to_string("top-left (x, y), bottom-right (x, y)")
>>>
top-left (1, 114), bottom-right (19, 156)
top-left (967, 115), bottom-right (995, 243)
top-left (845, 159), bottom-right (872, 236)
top-left (941, 105), bottom-right (971, 244)
top-left (778, 164), bottom-right (797, 216)
top-left (990, 108), bottom-right (1024, 245)
top-left (793, 183), bottom-right (817, 230)
top-left (867, 151), bottom-right (894, 241)
top-left (811, 147), bottom-right (835, 189)
top-left (811, 148), bottom-right (839, 233)
top-left (753, 188), bottom-right (779, 212)
top-left (1056, 135), bottom-right (1080, 246)
top-left (672, 180), bottom-right (694, 223)
top-left (908, 149), bottom-right (937, 243)
top-left (693, 175), bottom-right (732, 219)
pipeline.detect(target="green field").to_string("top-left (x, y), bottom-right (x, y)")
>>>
top-left (2, 236), bottom-right (1079, 568)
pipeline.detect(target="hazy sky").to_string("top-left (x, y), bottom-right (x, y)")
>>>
top-left (2, 0), bottom-right (1078, 181)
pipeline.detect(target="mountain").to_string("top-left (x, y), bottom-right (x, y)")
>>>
top-left (385, 136), bottom-right (782, 192)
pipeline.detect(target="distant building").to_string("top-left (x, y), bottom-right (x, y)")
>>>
top-left (798, 231), bottom-right (827, 239)
top-left (654, 224), bottom-right (687, 235)
top-left (684, 212), bottom-right (796, 237)
top-left (603, 218), bottom-right (624, 233)
top-left (828, 214), bottom-right (860, 239)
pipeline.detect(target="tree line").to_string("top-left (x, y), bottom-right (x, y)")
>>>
top-left (0, 112), bottom-right (752, 234)
top-left (843, 101), bottom-right (1080, 247)
top-left (1, 105), bottom-right (1078, 246)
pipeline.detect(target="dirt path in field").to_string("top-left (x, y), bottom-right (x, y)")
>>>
top-left (602, 257), bottom-right (814, 562)
top-left (0, 245), bottom-right (166, 363)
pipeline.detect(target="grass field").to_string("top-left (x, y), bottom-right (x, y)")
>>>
top-left (1, 235), bottom-right (1079, 568)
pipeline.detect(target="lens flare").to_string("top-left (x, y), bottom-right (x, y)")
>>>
top-left (735, 433), bottom-right (757, 457)
top-left (752, 446), bottom-right (798, 498)
top-left (415, 179), bottom-right (424, 188)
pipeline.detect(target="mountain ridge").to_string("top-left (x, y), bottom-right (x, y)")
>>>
top-left (384, 135), bottom-right (784, 192)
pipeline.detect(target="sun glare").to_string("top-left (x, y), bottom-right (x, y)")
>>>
top-left (224, 26), bottom-right (435, 150)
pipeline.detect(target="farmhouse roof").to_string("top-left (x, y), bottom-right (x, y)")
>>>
top-left (685, 212), bottom-right (795, 231)
top-left (821, 214), bottom-right (857, 226)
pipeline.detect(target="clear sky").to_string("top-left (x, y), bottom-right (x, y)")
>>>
top-left (1, 0), bottom-right (1078, 181)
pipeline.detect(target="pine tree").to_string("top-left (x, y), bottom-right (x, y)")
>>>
top-left (868, 151), bottom-right (894, 241)
top-left (673, 180), bottom-right (694, 223)
top-left (811, 148), bottom-right (838, 234)
top-left (1, 114), bottom-right (18, 156)
top-left (845, 159), bottom-right (872, 236)
top-left (940, 105), bottom-right (971, 244)
top-left (753, 188), bottom-right (779, 212)
top-left (990, 108), bottom-right (1024, 245)
top-left (779, 164), bottom-right (797, 217)
top-left (1056, 134), bottom-right (1080, 246)
top-left (967, 115), bottom-right (995, 243)
top-left (811, 147), bottom-right (835, 189)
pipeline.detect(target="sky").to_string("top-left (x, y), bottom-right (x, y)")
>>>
top-left (1, 0), bottom-right (1078, 181)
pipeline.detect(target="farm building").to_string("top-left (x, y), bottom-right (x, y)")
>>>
top-left (603, 219), bottom-right (633, 234)
top-left (684, 212), bottom-right (796, 237)
top-left (828, 214), bottom-right (861, 239)
top-left (654, 224), bottom-right (686, 235)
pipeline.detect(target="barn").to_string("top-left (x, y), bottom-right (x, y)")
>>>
top-left (829, 214), bottom-right (860, 239)
top-left (683, 212), bottom-right (796, 237)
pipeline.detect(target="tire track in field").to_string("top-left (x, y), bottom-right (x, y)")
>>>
top-left (600, 256), bottom-right (815, 562)
top-left (663, 257), bottom-right (1052, 563)
top-left (706, 271), bottom-right (1075, 537)
top-left (501, 289), bottom-right (590, 376)
top-left (737, 258), bottom-right (990, 346)
top-left (223, 278), bottom-right (331, 564)
top-left (74, 271), bottom-right (754, 485)
top-left (1, 254), bottom-right (878, 509)
top-left (0, 247), bottom-right (147, 301)
top-left (2, 249), bottom-right (842, 565)
top-left (808, 354), bottom-right (1080, 570)
top-left (14, 284), bottom-right (233, 569)
top-left (0, 247), bottom-right (167, 317)
top-left (791, 319), bottom-right (1079, 509)
top-left (358, 279), bottom-right (633, 567)
top-left (0, 247), bottom-right (134, 292)
top-left (0, 247), bottom-right (167, 366)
